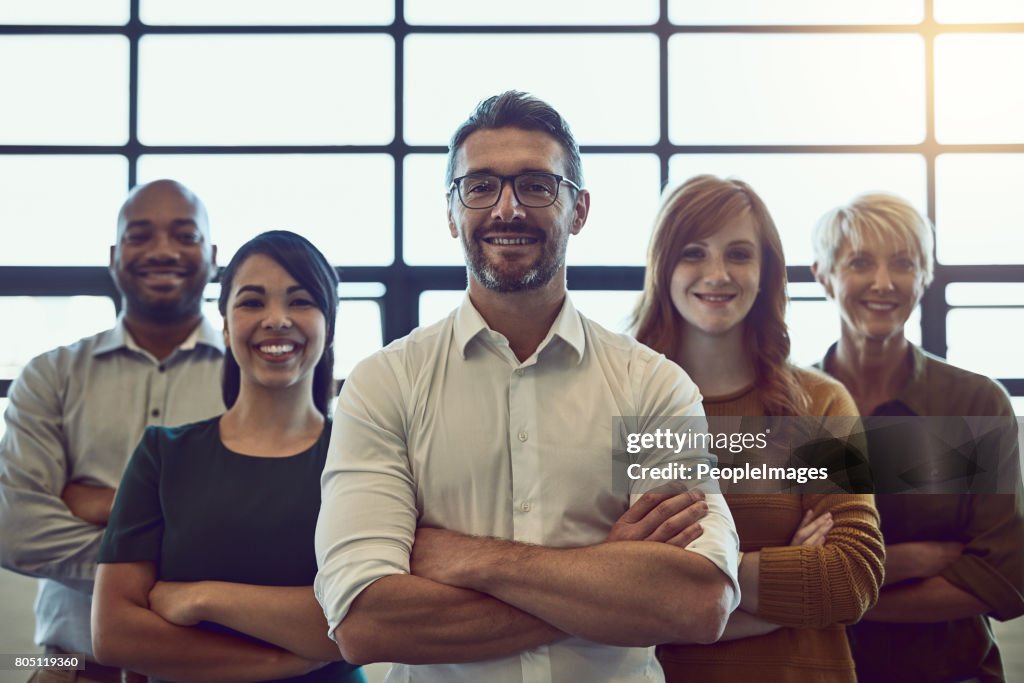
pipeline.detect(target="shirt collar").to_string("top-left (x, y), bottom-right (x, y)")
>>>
top-left (93, 316), bottom-right (225, 357)
top-left (819, 341), bottom-right (928, 415)
top-left (453, 292), bottom-right (586, 364)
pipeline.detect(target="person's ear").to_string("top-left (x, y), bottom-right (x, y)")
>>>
top-left (446, 194), bottom-right (459, 239)
top-left (569, 189), bottom-right (591, 236)
top-left (812, 262), bottom-right (834, 299)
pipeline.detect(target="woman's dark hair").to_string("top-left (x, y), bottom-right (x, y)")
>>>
top-left (217, 230), bottom-right (339, 416)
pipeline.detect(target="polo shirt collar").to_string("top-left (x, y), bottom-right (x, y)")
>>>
top-left (93, 316), bottom-right (225, 357)
top-left (819, 341), bottom-right (928, 415)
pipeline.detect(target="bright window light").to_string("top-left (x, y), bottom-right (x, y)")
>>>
top-left (403, 34), bottom-right (660, 146)
top-left (137, 155), bottom-right (395, 266)
top-left (138, 35), bottom-right (394, 145)
top-left (0, 36), bottom-right (128, 145)
top-left (0, 156), bottom-right (128, 266)
top-left (668, 34), bottom-right (925, 144)
top-left (670, 0), bottom-right (923, 25)
top-left (935, 34), bottom-right (1024, 143)
top-left (936, 154), bottom-right (1023, 265)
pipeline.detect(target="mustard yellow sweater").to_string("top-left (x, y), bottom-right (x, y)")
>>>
top-left (658, 367), bottom-right (884, 683)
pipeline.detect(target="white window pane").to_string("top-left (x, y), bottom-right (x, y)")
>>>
top-left (0, 37), bottom-right (128, 145)
top-left (404, 155), bottom-right (459, 266)
top-left (788, 296), bottom-right (921, 367)
top-left (335, 300), bottom-right (383, 378)
top-left (668, 34), bottom-right (925, 144)
top-left (137, 155), bottom-right (394, 266)
top-left (569, 290), bottom-right (641, 334)
top-left (0, 0), bottom-right (128, 24)
top-left (935, 34), bottom-right (1024, 144)
top-left (1011, 397), bottom-right (1024, 417)
top-left (946, 283), bottom-right (1024, 306)
top-left (935, 0), bottom-right (1024, 23)
top-left (404, 153), bottom-right (660, 266)
top-left (419, 290), bottom-right (464, 327)
top-left (405, 0), bottom-right (657, 25)
top-left (670, 0), bottom-right (922, 25)
top-left (947, 309), bottom-right (1024, 378)
top-left (139, 35), bottom-right (394, 145)
top-left (567, 155), bottom-right (661, 267)
top-left (202, 290), bottom-right (382, 380)
top-left (141, 0), bottom-right (393, 25)
top-left (0, 297), bottom-right (117, 378)
top-left (0, 156), bottom-right (128, 266)
top-left (668, 154), bottom-right (927, 266)
top-left (404, 34), bottom-right (659, 145)
top-left (936, 154), bottom-right (1023, 265)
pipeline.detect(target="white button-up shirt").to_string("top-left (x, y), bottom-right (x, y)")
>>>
top-left (315, 295), bottom-right (739, 683)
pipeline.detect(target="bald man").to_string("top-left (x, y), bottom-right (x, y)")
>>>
top-left (0, 179), bottom-right (225, 680)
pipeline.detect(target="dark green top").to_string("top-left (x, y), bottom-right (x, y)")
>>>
top-left (99, 416), bottom-right (362, 683)
top-left (818, 343), bottom-right (1024, 683)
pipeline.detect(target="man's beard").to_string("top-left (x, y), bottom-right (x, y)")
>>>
top-left (463, 225), bottom-right (567, 293)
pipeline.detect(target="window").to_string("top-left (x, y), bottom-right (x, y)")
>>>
top-left (2, 4), bottom-right (1021, 407)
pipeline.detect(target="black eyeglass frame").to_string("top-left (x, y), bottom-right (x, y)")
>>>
top-left (449, 172), bottom-right (583, 209)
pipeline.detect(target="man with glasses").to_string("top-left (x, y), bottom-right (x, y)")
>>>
top-left (0, 179), bottom-right (225, 682)
top-left (315, 91), bottom-right (739, 682)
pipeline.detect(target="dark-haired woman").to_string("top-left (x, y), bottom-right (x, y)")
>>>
top-left (92, 231), bottom-right (363, 682)
top-left (634, 175), bottom-right (884, 682)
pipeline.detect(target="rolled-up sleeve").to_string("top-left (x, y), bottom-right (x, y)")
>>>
top-left (314, 352), bottom-right (418, 637)
top-left (941, 492), bottom-right (1024, 622)
top-left (757, 493), bottom-right (884, 628)
top-left (632, 351), bottom-right (741, 610)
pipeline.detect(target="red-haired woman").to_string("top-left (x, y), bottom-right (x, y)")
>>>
top-left (635, 174), bottom-right (884, 682)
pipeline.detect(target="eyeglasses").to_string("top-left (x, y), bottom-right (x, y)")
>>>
top-left (450, 172), bottom-right (582, 209)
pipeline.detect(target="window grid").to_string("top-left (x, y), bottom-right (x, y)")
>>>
top-left (2, 0), bottom-right (1023, 396)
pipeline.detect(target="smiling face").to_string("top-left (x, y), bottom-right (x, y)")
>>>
top-left (109, 181), bottom-right (215, 324)
top-left (446, 127), bottom-right (589, 294)
top-left (224, 253), bottom-right (326, 396)
top-left (819, 232), bottom-right (926, 344)
top-left (669, 210), bottom-right (762, 341)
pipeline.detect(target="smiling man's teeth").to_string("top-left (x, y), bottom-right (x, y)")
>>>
top-left (864, 302), bottom-right (897, 311)
top-left (259, 343), bottom-right (295, 356)
top-left (485, 237), bottom-right (536, 245)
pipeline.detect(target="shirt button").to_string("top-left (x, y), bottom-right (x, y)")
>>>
top-left (158, 364), bottom-right (166, 373)
top-left (514, 368), bottom-right (524, 376)
top-left (151, 408), bottom-right (160, 418)
top-left (518, 430), bottom-right (528, 442)
top-left (521, 502), bottom-right (531, 511)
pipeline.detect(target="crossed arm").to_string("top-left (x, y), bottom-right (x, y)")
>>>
top-left (717, 494), bottom-right (885, 642)
top-left (863, 542), bottom-right (991, 623)
top-left (93, 561), bottom-right (339, 682)
top-left (334, 491), bottom-right (735, 665)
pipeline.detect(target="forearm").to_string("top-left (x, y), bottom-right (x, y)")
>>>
top-left (864, 576), bottom-right (992, 622)
top-left (883, 542), bottom-right (960, 586)
top-left (445, 538), bottom-right (733, 646)
top-left (61, 484), bottom-right (115, 526)
top-left (93, 599), bottom-right (322, 682)
top-left (193, 582), bottom-right (342, 661)
top-left (717, 608), bottom-right (781, 642)
top-left (336, 574), bottom-right (565, 665)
